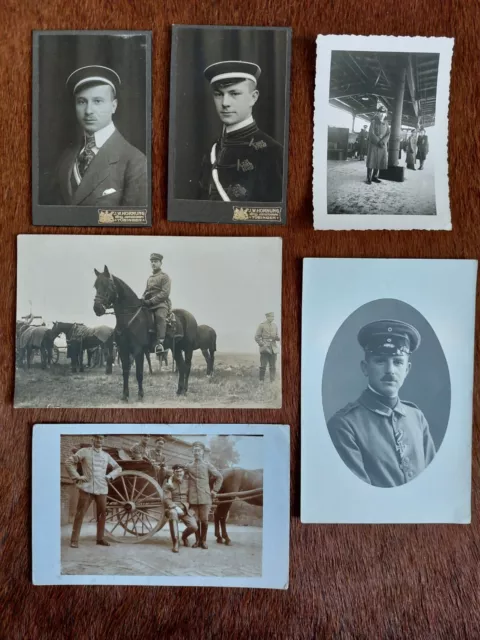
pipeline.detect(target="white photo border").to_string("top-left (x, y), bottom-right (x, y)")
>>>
top-left (301, 259), bottom-right (476, 522)
top-left (33, 423), bottom-right (290, 588)
top-left (313, 35), bottom-right (454, 230)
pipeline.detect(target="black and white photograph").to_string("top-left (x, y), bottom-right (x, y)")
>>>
top-left (32, 31), bottom-right (151, 227)
top-left (313, 36), bottom-right (454, 230)
top-left (301, 259), bottom-right (476, 523)
top-left (168, 25), bottom-right (291, 225)
top-left (33, 424), bottom-right (290, 588)
top-left (15, 235), bottom-right (282, 408)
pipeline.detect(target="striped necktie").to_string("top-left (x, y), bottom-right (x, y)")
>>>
top-left (77, 135), bottom-right (96, 178)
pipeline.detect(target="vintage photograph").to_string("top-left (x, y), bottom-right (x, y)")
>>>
top-left (15, 235), bottom-right (282, 408)
top-left (33, 424), bottom-right (290, 588)
top-left (32, 31), bottom-right (151, 227)
top-left (313, 36), bottom-right (454, 230)
top-left (301, 259), bottom-right (476, 523)
top-left (168, 25), bottom-right (291, 224)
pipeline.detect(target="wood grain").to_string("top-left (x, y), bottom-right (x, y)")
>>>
top-left (1, 1), bottom-right (479, 638)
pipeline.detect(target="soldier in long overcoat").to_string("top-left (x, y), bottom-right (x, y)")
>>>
top-left (416, 128), bottom-right (429, 170)
top-left (406, 129), bottom-right (418, 170)
top-left (366, 105), bottom-right (390, 184)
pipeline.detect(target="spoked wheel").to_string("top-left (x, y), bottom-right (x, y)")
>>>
top-left (104, 471), bottom-right (165, 543)
top-left (51, 345), bottom-right (60, 364)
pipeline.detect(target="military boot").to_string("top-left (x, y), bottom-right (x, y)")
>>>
top-left (200, 522), bottom-right (209, 550)
top-left (192, 527), bottom-right (201, 548)
top-left (169, 519), bottom-right (179, 553)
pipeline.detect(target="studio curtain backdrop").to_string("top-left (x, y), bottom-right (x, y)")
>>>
top-left (173, 28), bottom-right (288, 200)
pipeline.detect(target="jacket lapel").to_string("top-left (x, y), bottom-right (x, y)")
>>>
top-left (72, 130), bottom-right (121, 205)
top-left (59, 145), bottom-right (80, 205)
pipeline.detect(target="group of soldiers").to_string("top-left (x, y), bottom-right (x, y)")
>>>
top-left (65, 435), bottom-right (223, 553)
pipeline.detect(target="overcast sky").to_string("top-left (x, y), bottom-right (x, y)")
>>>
top-left (180, 435), bottom-right (264, 470)
top-left (17, 235), bottom-right (282, 353)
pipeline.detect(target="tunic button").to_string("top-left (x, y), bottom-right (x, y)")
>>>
top-left (404, 457), bottom-right (410, 463)
top-left (407, 471), bottom-right (414, 478)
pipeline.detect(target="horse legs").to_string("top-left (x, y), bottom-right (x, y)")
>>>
top-left (105, 340), bottom-right (113, 375)
top-left (183, 348), bottom-right (193, 393)
top-left (209, 348), bottom-right (215, 376)
top-left (145, 350), bottom-right (153, 375)
top-left (79, 343), bottom-right (84, 373)
top-left (175, 349), bottom-right (186, 395)
top-left (135, 351), bottom-right (144, 400)
top-left (26, 346), bottom-right (33, 370)
top-left (40, 346), bottom-right (47, 370)
top-left (119, 350), bottom-right (131, 402)
top-left (214, 503), bottom-right (231, 544)
top-left (201, 349), bottom-right (209, 375)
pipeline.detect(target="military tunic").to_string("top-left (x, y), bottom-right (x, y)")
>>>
top-left (185, 460), bottom-right (223, 506)
top-left (130, 442), bottom-right (152, 461)
top-left (255, 321), bottom-right (280, 354)
top-left (143, 271), bottom-right (172, 312)
top-left (199, 120), bottom-right (283, 202)
top-left (327, 388), bottom-right (436, 488)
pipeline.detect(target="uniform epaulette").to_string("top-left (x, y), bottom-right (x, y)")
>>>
top-left (332, 400), bottom-right (360, 418)
top-left (400, 399), bottom-right (421, 410)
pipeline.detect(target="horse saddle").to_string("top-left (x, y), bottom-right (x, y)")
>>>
top-left (146, 310), bottom-right (183, 339)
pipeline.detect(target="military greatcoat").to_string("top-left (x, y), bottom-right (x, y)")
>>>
top-left (327, 388), bottom-right (436, 488)
top-left (366, 117), bottom-right (391, 170)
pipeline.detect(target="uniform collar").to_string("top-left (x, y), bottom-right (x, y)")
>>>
top-left (84, 121), bottom-right (116, 148)
top-left (360, 387), bottom-right (406, 417)
top-left (225, 115), bottom-right (254, 134)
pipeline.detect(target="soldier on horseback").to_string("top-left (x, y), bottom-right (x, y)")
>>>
top-left (141, 253), bottom-right (172, 355)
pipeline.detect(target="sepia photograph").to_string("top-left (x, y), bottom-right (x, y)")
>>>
top-left (301, 258), bottom-right (476, 523)
top-left (33, 424), bottom-right (290, 588)
top-left (15, 235), bottom-right (282, 408)
top-left (313, 35), bottom-right (454, 230)
top-left (168, 25), bottom-right (291, 225)
top-left (32, 31), bottom-right (151, 227)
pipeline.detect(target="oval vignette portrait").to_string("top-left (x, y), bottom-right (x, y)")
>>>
top-left (322, 298), bottom-right (451, 489)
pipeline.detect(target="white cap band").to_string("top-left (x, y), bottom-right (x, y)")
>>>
top-left (73, 76), bottom-right (116, 94)
top-left (210, 72), bottom-right (257, 85)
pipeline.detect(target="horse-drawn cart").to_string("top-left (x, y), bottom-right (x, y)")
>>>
top-left (104, 455), bottom-right (166, 544)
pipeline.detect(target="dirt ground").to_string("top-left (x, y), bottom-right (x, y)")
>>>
top-left (61, 523), bottom-right (263, 577)
top-left (327, 153), bottom-right (436, 216)
top-left (14, 351), bottom-right (281, 408)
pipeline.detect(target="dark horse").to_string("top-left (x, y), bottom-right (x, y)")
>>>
top-left (51, 322), bottom-right (114, 374)
top-left (214, 468), bottom-right (263, 545)
top-left (92, 266), bottom-right (198, 401)
top-left (195, 325), bottom-right (217, 376)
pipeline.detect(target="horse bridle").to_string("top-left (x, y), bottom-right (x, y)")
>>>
top-left (94, 273), bottom-right (118, 312)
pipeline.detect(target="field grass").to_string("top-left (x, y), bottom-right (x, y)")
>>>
top-left (14, 352), bottom-right (282, 408)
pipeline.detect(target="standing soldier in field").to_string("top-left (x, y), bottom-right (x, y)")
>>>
top-left (141, 253), bottom-right (172, 355)
top-left (186, 441), bottom-right (223, 550)
top-left (255, 312), bottom-right (280, 382)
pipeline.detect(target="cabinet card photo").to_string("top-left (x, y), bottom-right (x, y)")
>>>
top-left (32, 424), bottom-right (290, 588)
top-left (313, 35), bottom-right (454, 230)
top-left (168, 25), bottom-right (291, 225)
top-left (32, 31), bottom-right (152, 227)
top-left (15, 235), bottom-right (282, 408)
top-left (301, 259), bottom-right (477, 523)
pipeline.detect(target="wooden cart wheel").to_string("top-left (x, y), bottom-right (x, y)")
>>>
top-left (51, 345), bottom-right (60, 364)
top-left (104, 470), bottom-right (165, 543)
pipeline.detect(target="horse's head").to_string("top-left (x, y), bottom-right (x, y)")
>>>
top-left (93, 266), bottom-right (117, 316)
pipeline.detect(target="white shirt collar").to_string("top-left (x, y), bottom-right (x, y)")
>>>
top-left (225, 115), bottom-right (254, 134)
top-left (86, 122), bottom-right (116, 149)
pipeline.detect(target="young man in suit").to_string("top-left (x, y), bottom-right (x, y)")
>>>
top-left (49, 65), bottom-right (147, 207)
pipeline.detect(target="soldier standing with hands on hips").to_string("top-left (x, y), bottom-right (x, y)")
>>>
top-left (65, 435), bottom-right (122, 548)
top-left (255, 312), bottom-right (280, 382)
top-left (186, 441), bottom-right (223, 550)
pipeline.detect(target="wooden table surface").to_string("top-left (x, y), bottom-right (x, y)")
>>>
top-left (1, 1), bottom-right (479, 638)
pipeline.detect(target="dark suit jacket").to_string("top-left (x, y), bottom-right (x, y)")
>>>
top-left (50, 129), bottom-right (147, 207)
